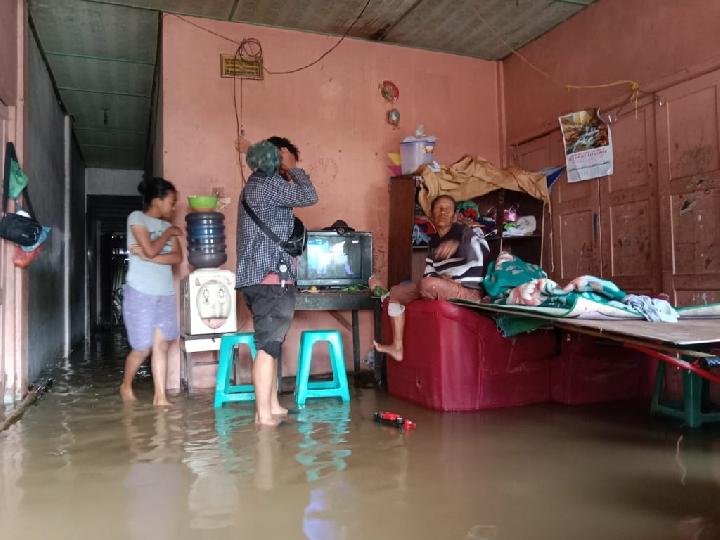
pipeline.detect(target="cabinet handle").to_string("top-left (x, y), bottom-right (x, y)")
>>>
top-left (592, 212), bottom-right (598, 242)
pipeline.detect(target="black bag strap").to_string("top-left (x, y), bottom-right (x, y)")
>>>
top-left (242, 198), bottom-right (286, 248)
top-left (2, 142), bottom-right (36, 219)
top-left (3, 142), bottom-right (13, 213)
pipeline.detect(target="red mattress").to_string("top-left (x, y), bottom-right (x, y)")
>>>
top-left (384, 300), bottom-right (555, 411)
top-left (550, 331), bottom-right (654, 405)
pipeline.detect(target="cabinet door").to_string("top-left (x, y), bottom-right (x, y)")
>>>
top-left (553, 176), bottom-right (601, 282)
top-left (514, 134), bottom-right (555, 277)
top-left (599, 104), bottom-right (661, 295)
top-left (515, 132), bottom-right (603, 282)
top-left (656, 70), bottom-right (720, 306)
top-left (387, 176), bottom-right (416, 287)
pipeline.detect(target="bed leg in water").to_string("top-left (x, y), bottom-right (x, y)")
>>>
top-left (625, 343), bottom-right (720, 428)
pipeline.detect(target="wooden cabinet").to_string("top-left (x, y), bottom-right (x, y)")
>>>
top-left (386, 175), bottom-right (545, 288)
top-left (387, 175), bottom-right (416, 287)
top-left (472, 188), bottom-right (545, 265)
top-left (655, 69), bottom-right (720, 305)
top-left (514, 132), bottom-right (588, 281)
top-left (513, 71), bottom-right (720, 306)
top-left (513, 105), bottom-right (662, 297)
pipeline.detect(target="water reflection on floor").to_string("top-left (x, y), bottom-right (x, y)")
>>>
top-left (3, 333), bottom-right (720, 540)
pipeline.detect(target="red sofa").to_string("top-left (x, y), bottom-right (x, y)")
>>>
top-left (384, 300), bottom-right (653, 411)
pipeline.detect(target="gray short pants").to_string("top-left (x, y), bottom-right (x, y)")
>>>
top-left (122, 284), bottom-right (180, 351)
top-left (241, 284), bottom-right (295, 358)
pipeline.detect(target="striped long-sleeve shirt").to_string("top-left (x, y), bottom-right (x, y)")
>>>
top-left (424, 223), bottom-right (490, 289)
top-left (235, 168), bottom-right (318, 288)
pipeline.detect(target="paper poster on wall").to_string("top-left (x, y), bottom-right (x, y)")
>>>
top-left (559, 108), bottom-right (613, 182)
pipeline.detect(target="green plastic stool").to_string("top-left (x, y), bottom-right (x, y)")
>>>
top-left (651, 361), bottom-right (720, 428)
top-left (295, 330), bottom-right (350, 407)
top-left (214, 332), bottom-right (257, 408)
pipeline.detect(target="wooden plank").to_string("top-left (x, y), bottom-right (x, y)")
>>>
top-left (454, 301), bottom-right (720, 347)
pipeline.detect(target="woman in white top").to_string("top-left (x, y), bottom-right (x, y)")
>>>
top-left (120, 177), bottom-right (183, 406)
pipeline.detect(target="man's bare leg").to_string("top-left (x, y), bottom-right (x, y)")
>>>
top-left (254, 349), bottom-right (280, 426)
top-left (374, 302), bottom-right (405, 362)
top-left (270, 360), bottom-right (288, 416)
top-left (120, 349), bottom-right (149, 402)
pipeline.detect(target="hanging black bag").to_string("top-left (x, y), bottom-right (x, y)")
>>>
top-left (0, 143), bottom-right (42, 247)
top-left (242, 198), bottom-right (307, 257)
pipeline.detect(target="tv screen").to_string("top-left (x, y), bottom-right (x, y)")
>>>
top-left (296, 231), bottom-right (373, 289)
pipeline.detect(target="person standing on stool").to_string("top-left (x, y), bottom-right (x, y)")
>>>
top-left (236, 139), bottom-right (318, 427)
top-left (120, 177), bottom-right (183, 405)
top-left (374, 194), bottom-right (490, 362)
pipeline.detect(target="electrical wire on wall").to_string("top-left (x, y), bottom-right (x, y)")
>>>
top-left (170, 0), bottom-right (372, 186)
top-left (470, 5), bottom-right (653, 120)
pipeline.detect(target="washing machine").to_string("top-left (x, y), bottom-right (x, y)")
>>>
top-left (181, 268), bottom-right (237, 335)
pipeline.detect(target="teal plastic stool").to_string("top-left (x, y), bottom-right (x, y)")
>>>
top-left (295, 330), bottom-right (350, 407)
top-left (214, 332), bottom-right (257, 408)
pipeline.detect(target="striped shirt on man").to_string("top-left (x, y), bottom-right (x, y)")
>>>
top-left (424, 223), bottom-right (490, 289)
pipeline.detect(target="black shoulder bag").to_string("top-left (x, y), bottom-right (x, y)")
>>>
top-left (0, 142), bottom-right (42, 247)
top-left (242, 198), bottom-right (306, 257)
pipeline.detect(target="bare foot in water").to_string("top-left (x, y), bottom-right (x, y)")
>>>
top-left (153, 396), bottom-right (172, 407)
top-left (272, 406), bottom-right (288, 416)
top-left (119, 384), bottom-right (137, 402)
top-left (255, 413), bottom-right (281, 427)
top-left (374, 340), bottom-right (403, 362)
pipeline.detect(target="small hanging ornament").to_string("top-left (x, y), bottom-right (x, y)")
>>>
top-left (379, 80), bottom-right (400, 103)
top-left (386, 108), bottom-right (400, 129)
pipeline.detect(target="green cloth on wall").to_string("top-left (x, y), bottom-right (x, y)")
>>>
top-left (9, 157), bottom-right (28, 198)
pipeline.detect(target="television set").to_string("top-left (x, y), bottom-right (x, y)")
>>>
top-left (296, 230), bottom-right (373, 289)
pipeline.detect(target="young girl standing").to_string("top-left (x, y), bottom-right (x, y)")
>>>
top-left (120, 177), bottom-right (183, 406)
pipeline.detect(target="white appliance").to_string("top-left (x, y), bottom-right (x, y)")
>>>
top-left (181, 268), bottom-right (237, 335)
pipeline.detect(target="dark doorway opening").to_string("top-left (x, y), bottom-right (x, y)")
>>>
top-left (87, 195), bottom-right (142, 333)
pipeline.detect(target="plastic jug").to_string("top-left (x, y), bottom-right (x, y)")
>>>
top-left (400, 137), bottom-right (436, 174)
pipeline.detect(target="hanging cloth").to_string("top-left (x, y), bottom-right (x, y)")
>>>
top-left (418, 155), bottom-right (550, 216)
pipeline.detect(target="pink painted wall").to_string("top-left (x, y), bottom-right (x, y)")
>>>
top-left (503, 0), bottom-right (720, 144)
top-left (161, 15), bottom-right (502, 387)
top-left (0, 0), bottom-right (18, 106)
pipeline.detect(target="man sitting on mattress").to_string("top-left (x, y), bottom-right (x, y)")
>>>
top-left (373, 194), bottom-right (490, 362)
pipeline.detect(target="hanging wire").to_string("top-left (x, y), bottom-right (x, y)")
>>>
top-left (169, 1), bottom-right (372, 183)
top-left (232, 44), bottom-right (247, 185)
top-left (263, 0), bottom-right (372, 75)
top-left (169, 0), bottom-right (372, 76)
top-left (472, 4), bottom-right (642, 107)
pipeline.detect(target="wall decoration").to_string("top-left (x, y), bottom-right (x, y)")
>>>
top-left (380, 80), bottom-right (400, 128)
top-left (387, 108), bottom-right (400, 128)
top-left (559, 108), bottom-right (613, 182)
top-left (379, 80), bottom-right (399, 102)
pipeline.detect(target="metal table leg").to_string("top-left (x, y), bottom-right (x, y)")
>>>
top-left (351, 309), bottom-right (360, 375)
top-left (373, 301), bottom-right (385, 389)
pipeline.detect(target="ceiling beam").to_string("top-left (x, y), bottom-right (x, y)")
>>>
top-left (76, 0), bottom-right (158, 14)
top-left (371, 0), bottom-right (426, 42)
top-left (82, 144), bottom-right (144, 150)
top-left (58, 86), bottom-right (150, 99)
top-left (553, 0), bottom-right (593, 5)
top-left (228, 0), bottom-right (241, 21)
top-left (75, 126), bottom-right (146, 134)
top-left (46, 51), bottom-right (154, 66)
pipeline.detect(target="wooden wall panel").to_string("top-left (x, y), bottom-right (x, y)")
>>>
top-left (656, 70), bottom-right (720, 306)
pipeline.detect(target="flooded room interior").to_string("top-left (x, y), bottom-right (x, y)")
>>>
top-left (2, 1), bottom-right (720, 538)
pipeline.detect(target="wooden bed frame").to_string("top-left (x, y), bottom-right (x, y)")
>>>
top-left (453, 301), bottom-right (720, 427)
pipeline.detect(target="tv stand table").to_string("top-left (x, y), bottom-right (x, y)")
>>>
top-left (285, 289), bottom-right (384, 389)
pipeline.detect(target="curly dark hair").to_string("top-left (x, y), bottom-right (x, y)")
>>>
top-left (137, 177), bottom-right (176, 210)
top-left (267, 136), bottom-right (299, 161)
